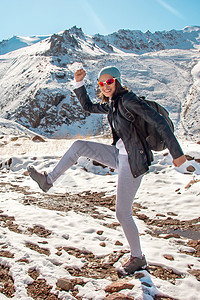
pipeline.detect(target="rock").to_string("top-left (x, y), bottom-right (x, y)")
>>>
top-left (137, 214), bottom-right (148, 220)
top-left (72, 277), bottom-right (85, 286)
top-left (62, 234), bottom-right (69, 240)
top-left (186, 165), bottom-right (196, 172)
top-left (105, 292), bottom-right (134, 300)
top-left (163, 233), bottom-right (180, 239)
top-left (185, 155), bottom-right (194, 161)
top-left (105, 280), bottom-right (134, 293)
top-left (5, 158), bottom-right (12, 167)
top-left (115, 240), bottom-right (123, 246)
top-left (10, 137), bottom-right (19, 141)
top-left (187, 240), bottom-right (199, 247)
top-left (100, 242), bottom-right (106, 247)
top-left (110, 206), bottom-right (116, 211)
top-left (110, 222), bottom-right (120, 228)
top-left (163, 254), bottom-right (174, 261)
top-left (56, 278), bottom-right (73, 291)
top-left (32, 135), bottom-right (46, 142)
top-left (156, 213), bottom-right (166, 217)
top-left (167, 212), bottom-right (178, 216)
top-left (93, 160), bottom-right (107, 168)
top-left (97, 230), bottom-right (104, 235)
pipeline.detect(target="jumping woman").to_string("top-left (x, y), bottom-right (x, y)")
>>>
top-left (28, 66), bottom-right (186, 274)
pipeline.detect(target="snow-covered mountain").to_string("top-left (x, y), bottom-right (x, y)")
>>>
top-left (0, 28), bottom-right (200, 300)
top-left (0, 26), bottom-right (199, 139)
top-left (0, 35), bottom-right (49, 55)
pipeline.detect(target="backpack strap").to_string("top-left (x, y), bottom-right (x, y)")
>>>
top-left (118, 96), bottom-right (135, 122)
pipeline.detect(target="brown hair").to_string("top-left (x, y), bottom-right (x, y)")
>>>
top-left (98, 80), bottom-right (129, 103)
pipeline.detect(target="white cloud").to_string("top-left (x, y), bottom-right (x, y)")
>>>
top-left (81, 1), bottom-right (108, 34)
top-left (157, 0), bottom-right (185, 20)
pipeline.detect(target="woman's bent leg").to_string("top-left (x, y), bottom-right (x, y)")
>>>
top-left (116, 154), bottom-right (143, 258)
top-left (47, 139), bottom-right (118, 184)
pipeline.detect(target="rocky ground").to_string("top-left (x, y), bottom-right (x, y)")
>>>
top-left (0, 180), bottom-right (199, 299)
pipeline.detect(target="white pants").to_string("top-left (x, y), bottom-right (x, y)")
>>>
top-left (47, 140), bottom-right (143, 257)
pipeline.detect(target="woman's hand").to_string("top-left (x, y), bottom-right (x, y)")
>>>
top-left (173, 155), bottom-right (187, 167)
top-left (74, 68), bottom-right (86, 82)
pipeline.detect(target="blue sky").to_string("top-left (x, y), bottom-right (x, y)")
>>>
top-left (0, 0), bottom-right (199, 41)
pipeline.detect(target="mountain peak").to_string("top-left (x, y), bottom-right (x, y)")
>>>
top-left (1, 26), bottom-right (200, 56)
top-left (0, 26), bottom-right (199, 139)
top-left (0, 35), bottom-right (49, 55)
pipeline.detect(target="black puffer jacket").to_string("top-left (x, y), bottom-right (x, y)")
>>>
top-left (74, 85), bottom-right (184, 178)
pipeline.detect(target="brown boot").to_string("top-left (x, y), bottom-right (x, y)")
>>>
top-left (123, 255), bottom-right (147, 274)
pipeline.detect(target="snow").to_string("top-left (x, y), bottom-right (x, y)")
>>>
top-left (0, 35), bottom-right (50, 55)
top-left (0, 26), bottom-right (199, 139)
top-left (0, 132), bottom-right (200, 299)
top-left (0, 25), bottom-right (199, 300)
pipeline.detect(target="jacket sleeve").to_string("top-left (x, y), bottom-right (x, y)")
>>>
top-left (74, 85), bottom-right (110, 114)
top-left (123, 92), bottom-right (184, 159)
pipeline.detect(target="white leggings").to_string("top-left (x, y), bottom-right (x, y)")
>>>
top-left (47, 140), bottom-right (143, 257)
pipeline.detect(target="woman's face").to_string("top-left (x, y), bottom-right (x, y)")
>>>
top-left (98, 74), bottom-right (116, 98)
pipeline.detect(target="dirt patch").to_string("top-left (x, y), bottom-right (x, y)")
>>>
top-left (0, 250), bottom-right (14, 258)
top-left (147, 266), bottom-right (184, 285)
top-left (3, 181), bottom-right (200, 240)
top-left (1, 182), bottom-right (115, 220)
top-left (28, 225), bottom-right (52, 238)
top-left (154, 296), bottom-right (176, 300)
top-left (28, 269), bottom-right (40, 280)
top-left (0, 210), bottom-right (52, 239)
top-left (27, 279), bottom-right (59, 300)
top-left (0, 182), bottom-right (199, 298)
top-left (0, 265), bottom-right (15, 298)
top-left (188, 269), bottom-right (200, 281)
top-left (25, 242), bottom-right (50, 256)
top-left (0, 213), bottom-right (22, 234)
top-left (146, 216), bottom-right (200, 239)
top-left (27, 268), bottom-right (60, 299)
top-left (63, 247), bottom-right (128, 280)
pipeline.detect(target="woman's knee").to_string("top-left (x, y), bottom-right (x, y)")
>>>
top-left (71, 139), bottom-right (87, 153)
top-left (116, 208), bottom-right (131, 224)
top-left (72, 139), bottom-right (85, 148)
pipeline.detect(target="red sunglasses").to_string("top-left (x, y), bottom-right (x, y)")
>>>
top-left (97, 77), bottom-right (120, 87)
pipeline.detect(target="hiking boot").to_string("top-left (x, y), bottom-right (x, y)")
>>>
top-left (27, 166), bottom-right (53, 192)
top-left (123, 255), bottom-right (147, 274)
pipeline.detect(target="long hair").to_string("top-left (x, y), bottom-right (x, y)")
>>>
top-left (98, 80), bottom-right (129, 103)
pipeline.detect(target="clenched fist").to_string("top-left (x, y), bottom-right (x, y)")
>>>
top-left (74, 68), bottom-right (86, 82)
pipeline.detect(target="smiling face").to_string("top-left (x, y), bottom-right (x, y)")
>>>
top-left (98, 74), bottom-right (116, 99)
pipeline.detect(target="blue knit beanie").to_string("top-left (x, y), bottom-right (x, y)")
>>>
top-left (98, 66), bottom-right (121, 85)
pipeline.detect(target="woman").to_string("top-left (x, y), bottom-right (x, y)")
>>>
top-left (28, 66), bottom-right (186, 274)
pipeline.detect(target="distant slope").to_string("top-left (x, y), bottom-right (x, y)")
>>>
top-left (93, 26), bottom-right (200, 54)
top-left (0, 117), bottom-right (35, 136)
top-left (0, 35), bottom-right (50, 55)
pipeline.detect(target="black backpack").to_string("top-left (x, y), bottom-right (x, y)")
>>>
top-left (118, 96), bottom-right (174, 151)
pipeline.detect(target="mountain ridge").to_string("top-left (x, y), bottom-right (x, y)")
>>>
top-left (0, 35), bottom-right (49, 55)
top-left (0, 26), bottom-right (199, 56)
top-left (0, 26), bottom-right (199, 139)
